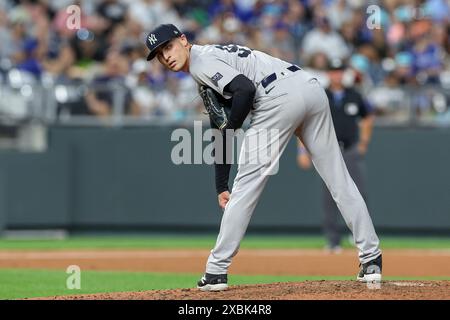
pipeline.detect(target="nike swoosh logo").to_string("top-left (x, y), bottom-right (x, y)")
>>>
top-left (265, 87), bottom-right (275, 94)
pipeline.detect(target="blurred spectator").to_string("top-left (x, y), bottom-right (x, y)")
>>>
top-left (266, 21), bottom-right (296, 62)
top-left (367, 71), bottom-right (409, 120)
top-left (283, 0), bottom-right (309, 63)
top-left (0, 8), bottom-right (29, 66)
top-left (0, 0), bottom-right (447, 124)
top-left (348, 53), bottom-right (374, 93)
top-left (208, 0), bottom-right (238, 19)
top-left (301, 15), bottom-right (350, 61)
top-left (371, 28), bottom-right (389, 62)
top-left (424, 0), bottom-right (450, 23)
top-left (394, 51), bottom-right (414, 83)
top-left (304, 52), bottom-right (330, 88)
top-left (410, 33), bottom-right (444, 85)
top-left (339, 21), bottom-right (357, 54)
top-left (357, 44), bottom-right (385, 85)
top-left (85, 50), bottom-right (140, 117)
top-left (208, 0), bottom-right (255, 23)
top-left (348, 6), bottom-right (373, 47)
top-left (128, 59), bottom-right (202, 119)
top-left (327, 0), bottom-right (352, 30)
top-left (221, 13), bottom-right (247, 44)
top-left (97, 0), bottom-right (128, 28)
top-left (128, 58), bottom-right (158, 117)
top-left (16, 38), bottom-right (42, 78)
top-left (68, 32), bottom-right (106, 70)
top-left (156, 72), bottom-right (203, 119)
top-left (197, 14), bottom-right (223, 44)
top-left (128, 0), bottom-right (184, 31)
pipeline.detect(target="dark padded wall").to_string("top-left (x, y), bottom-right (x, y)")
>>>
top-left (0, 126), bottom-right (448, 233)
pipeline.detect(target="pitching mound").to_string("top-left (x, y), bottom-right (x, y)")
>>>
top-left (36, 281), bottom-right (450, 300)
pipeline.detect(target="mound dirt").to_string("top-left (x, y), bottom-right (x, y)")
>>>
top-left (33, 281), bottom-right (450, 300)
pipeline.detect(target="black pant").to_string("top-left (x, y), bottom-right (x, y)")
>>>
top-left (322, 144), bottom-right (368, 247)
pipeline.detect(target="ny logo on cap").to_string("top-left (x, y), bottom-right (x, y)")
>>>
top-left (148, 34), bottom-right (157, 45)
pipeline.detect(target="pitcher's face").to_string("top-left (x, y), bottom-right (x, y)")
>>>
top-left (156, 35), bottom-right (190, 72)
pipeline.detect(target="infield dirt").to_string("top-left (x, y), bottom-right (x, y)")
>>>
top-left (33, 281), bottom-right (450, 300)
top-left (1, 248), bottom-right (448, 299)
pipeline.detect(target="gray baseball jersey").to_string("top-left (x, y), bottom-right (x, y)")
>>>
top-left (188, 44), bottom-right (381, 276)
top-left (189, 44), bottom-right (292, 98)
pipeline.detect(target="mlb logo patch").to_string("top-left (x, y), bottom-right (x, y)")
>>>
top-left (211, 72), bottom-right (223, 87)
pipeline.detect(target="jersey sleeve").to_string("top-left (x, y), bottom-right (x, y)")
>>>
top-left (190, 57), bottom-right (241, 97)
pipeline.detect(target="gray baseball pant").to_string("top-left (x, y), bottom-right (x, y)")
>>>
top-left (205, 71), bottom-right (381, 274)
top-left (323, 144), bottom-right (368, 248)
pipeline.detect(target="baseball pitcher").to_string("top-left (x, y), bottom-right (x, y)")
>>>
top-left (145, 24), bottom-right (382, 291)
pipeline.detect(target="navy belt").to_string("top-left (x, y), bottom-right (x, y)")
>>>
top-left (261, 65), bottom-right (301, 89)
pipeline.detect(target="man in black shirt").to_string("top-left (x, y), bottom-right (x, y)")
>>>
top-left (297, 60), bottom-right (375, 252)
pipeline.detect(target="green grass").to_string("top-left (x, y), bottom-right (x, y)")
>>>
top-left (0, 235), bottom-right (449, 250)
top-left (0, 269), bottom-right (447, 300)
top-left (0, 236), bottom-right (447, 299)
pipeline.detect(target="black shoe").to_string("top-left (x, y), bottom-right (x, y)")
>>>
top-left (197, 273), bottom-right (228, 291)
top-left (357, 254), bottom-right (382, 283)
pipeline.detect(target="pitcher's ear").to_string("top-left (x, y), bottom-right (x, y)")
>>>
top-left (180, 34), bottom-right (189, 45)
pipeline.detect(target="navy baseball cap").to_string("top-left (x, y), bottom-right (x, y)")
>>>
top-left (145, 24), bottom-right (182, 61)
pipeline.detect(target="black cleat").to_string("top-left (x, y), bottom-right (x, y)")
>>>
top-left (357, 254), bottom-right (382, 283)
top-left (197, 273), bottom-right (228, 291)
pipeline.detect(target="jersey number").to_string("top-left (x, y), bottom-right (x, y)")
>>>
top-left (215, 45), bottom-right (251, 58)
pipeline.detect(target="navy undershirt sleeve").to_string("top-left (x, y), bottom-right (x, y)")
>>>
top-left (213, 74), bottom-right (256, 194)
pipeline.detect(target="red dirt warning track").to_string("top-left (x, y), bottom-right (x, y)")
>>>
top-left (0, 249), bottom-right (449, 277)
